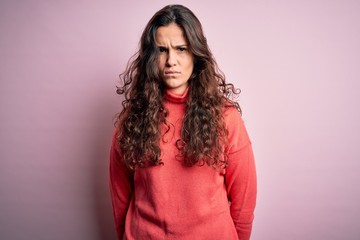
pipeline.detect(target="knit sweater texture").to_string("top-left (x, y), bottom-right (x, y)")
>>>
top-left (109, 88), bottom-right (257, 240)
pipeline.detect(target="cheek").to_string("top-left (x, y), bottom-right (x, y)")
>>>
top-left (186, 58), bottom-right (194, 73)
top-left (157, 56), bottom-right (165, 69)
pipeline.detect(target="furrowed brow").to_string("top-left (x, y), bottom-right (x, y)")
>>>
top-left (174, 44), bottom-right (188, 48)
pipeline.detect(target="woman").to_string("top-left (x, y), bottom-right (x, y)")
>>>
top-left (109, 4), bottom-right (257, 240)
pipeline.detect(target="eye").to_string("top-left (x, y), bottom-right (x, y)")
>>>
top-left (158, 47), bottom-right (168, 53)
top-left (177, 47), bottom-right (187, 52)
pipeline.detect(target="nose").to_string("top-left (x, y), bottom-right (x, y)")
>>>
top-left (166, 50), bottom-right (176, 66)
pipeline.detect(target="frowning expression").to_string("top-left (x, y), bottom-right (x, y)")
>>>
top-left (155, 23), bottom-right (194, 94)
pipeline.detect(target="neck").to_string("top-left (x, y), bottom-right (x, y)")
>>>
top-left (164, 87), bottom-right (189, 103)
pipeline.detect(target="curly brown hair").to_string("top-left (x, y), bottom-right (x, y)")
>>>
top-left (116, 4), bottom-right (241, 169)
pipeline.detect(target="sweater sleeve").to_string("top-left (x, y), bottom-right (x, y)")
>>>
top-left (109, 130), bottom-right (134, 239)
top-left (224, 108), bottom-right (257, 240)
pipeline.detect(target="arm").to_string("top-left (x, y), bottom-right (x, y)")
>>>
top-left (224, 109), bottom-right (257, 240)
top-left (226, 144), bottom-right (257, 240)
top-left (109, 130), bottom-right (134, 239)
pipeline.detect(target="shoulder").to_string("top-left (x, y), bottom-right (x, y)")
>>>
top-left (223, 104), bottom-right (241, 123)
top-left (223, 105), bottom-right (251, 153)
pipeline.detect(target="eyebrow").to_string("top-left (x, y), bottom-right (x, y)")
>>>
top-left (156, 44), bottom-right (188, 48)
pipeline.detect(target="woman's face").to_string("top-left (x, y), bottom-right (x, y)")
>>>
top-left (155, 23), bottom-right (194, 94)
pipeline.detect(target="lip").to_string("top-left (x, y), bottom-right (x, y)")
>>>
top-left (164, 70), bottom-right (181, 75)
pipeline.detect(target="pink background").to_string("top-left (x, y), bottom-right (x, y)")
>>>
top-left (1, 0), bottom-right (360, 239)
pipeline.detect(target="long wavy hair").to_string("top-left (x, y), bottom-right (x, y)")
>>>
top-left (116, 4), bottom-right (241, 169)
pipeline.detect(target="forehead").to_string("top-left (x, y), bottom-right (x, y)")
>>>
top-left (155, 23), bottom-right (187, 44)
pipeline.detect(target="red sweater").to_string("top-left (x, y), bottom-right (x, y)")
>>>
top-left (109, 88), bottom-right (257, 240)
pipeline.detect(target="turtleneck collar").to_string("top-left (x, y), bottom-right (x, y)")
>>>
top-left (164, 86), bottom-right (189, 104)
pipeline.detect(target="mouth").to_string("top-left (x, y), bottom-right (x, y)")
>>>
top-left (164, 71), bottom-right (180, 78)
top-left (164, 70), bottom-right (181, 76)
